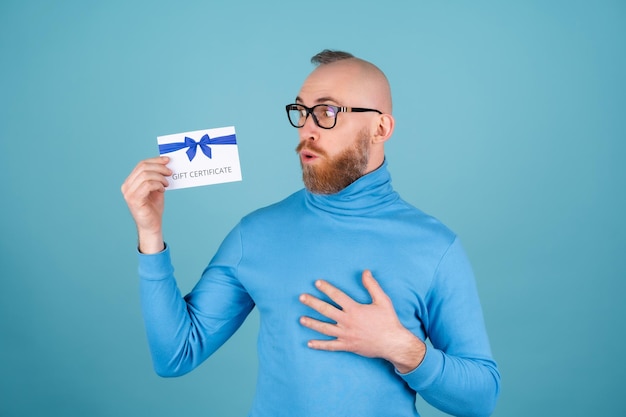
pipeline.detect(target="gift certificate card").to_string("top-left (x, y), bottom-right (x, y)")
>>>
top-left (157, 126), bottom-right (242, 190)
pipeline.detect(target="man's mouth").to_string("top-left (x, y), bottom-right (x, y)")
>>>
top-left (301, 150), bottom-right (317, 159)
top-left (300, 148), bottom-right (324, 165)
top-left (296, 142), bottom-right (327, 164)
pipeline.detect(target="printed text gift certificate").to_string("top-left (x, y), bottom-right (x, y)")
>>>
top-left (157, 126), bottom-right (242, 190)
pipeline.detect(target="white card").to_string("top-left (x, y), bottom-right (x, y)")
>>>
top-left (157, 126), bottom-right (242, 190)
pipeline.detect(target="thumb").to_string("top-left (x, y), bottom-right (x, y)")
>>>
top-left (362, 270), bottom-right (387, 304)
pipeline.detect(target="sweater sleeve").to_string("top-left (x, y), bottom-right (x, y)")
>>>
top-left (399, 237), bottom-right (501, 417)
top-left (138, 225), bottom-right (255, 377)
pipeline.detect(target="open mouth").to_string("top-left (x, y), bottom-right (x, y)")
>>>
top-left (300, 150), bottom-right (318, 162)
top-left (296, 142), bottom-right (324, 163)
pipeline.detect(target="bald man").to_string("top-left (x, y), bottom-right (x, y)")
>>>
top-left (122, 50), bottom-right (500, 417)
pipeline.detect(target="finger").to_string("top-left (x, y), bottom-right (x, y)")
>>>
top-left (141, 155), bottom-right (170, 166)
top-left (123, 171), bottom-right (170, 203)
top-left (123, 157), bottom-right (172, 191)
top-left (126, 156), bottom-right (169, 179)
top-left (299, 316), bottom-right (340, 337)
top-left (299, 293), bottom-right (342, 321)
top-left (361, 270), bottom-right (389, 305)
top-left (314, 280), bottom-right (354, 310)
top-left (306, 338), bottom-right (345, 352)
top-left (134, 175), bottom-right (170, 197)
top-left (139, 155), bottom-right (170, 166)
top-left (123, 162), bottom-right (172, 196)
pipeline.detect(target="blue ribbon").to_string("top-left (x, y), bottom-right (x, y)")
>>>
top-left (158, 133), bottom-right (237, 161)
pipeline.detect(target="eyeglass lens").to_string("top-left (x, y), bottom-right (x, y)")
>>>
top-left (288, 104), bottom-right (338, 129)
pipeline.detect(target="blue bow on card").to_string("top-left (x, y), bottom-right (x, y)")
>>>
top-left (158, 133), bottom-right (237, 161)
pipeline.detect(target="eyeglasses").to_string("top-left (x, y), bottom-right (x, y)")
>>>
top-left (285, 103), bottom-right (382, 130)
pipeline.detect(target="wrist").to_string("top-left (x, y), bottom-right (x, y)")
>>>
top-left (137, 229), bottom-right (165, 254)
top-left (388, 331), bottom-right (426, 374)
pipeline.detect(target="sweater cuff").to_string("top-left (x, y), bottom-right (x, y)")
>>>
top-left (137, 244), bottom-right (175, 281)
top-left (396, 344), bottom-right (444, 391)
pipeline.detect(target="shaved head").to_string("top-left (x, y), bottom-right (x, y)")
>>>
top-left (295, 50), bottom-right (396, 180)
top-left (305, 50), bottom-right (393, 114)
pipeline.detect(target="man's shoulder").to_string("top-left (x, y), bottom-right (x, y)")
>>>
top-left (392, 197), bottom-right (458, 244)
top-left (241, 189), bottom-right (306, 222)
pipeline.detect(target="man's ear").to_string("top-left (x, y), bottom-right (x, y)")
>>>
top-left (372, 114), bottom-right (395, 144)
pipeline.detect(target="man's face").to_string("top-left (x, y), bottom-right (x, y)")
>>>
top-left (296, 128), bottom-right (371, 194)
top-left (294, 62), bottom-right (377, 194)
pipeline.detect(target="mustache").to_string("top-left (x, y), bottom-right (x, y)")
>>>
top-left (295, 142), bottom-right (327, 157)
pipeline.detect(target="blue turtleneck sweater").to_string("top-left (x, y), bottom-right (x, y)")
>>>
top-left (138, 161), bottom-right (500, 417)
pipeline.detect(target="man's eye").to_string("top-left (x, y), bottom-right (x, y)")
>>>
top-left (323, 107), bottom-right (336, 118)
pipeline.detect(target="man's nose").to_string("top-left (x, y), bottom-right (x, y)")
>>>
top-left (299, 113), bottom-right (319, 141)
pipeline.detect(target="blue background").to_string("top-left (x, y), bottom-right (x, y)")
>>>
top-left (1, 1), bottom-right (624, 416)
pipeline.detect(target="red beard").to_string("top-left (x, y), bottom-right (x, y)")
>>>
top-left (295, 129), bottom-right (371, 194)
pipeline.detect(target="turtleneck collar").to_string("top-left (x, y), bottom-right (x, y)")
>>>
top-left (304, 159), bottom-right (399, 216)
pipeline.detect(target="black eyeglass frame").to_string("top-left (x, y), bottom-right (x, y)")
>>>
top-left (285, 103), bottom-right (383, 130)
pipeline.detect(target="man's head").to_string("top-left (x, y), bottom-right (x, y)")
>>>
top-left (291, 50), bottom-right (395, 194)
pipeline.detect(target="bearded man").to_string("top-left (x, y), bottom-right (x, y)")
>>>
top-left (121, 50), bottom-right (500, 417)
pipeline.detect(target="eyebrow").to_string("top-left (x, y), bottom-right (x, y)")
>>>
top-left (295, 96), bottom-right (341, 105)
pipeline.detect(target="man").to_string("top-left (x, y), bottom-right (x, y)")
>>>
top-left (121, 50), bottom-right (500, 417)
